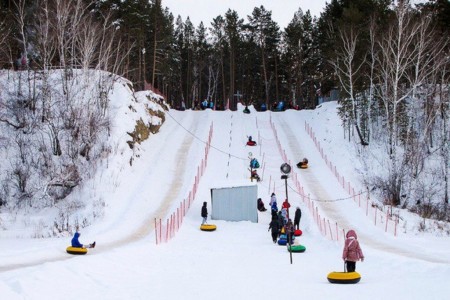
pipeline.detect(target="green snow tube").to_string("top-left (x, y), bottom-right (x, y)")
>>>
top-left (287, 244), bottom-right (306, 253)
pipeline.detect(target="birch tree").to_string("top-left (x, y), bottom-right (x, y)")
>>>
top-left (374, 1), bottom-right (448, 205)
top-left (331, 24), bottom-right (367, 145)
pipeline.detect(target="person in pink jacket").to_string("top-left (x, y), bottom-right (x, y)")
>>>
top-left (342, 229), bottom-right (364, 272)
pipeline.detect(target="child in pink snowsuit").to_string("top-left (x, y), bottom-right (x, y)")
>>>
top-left (342, 229), bottom-right (364, 272)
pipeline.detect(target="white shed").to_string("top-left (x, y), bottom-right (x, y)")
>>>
top-left (210, 182), bottom-right (258, 223)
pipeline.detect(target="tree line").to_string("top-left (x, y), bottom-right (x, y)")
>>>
top-left (0, 0), bottom-right (449, 218)
top-left (0, 1), bottom-right (448, 110)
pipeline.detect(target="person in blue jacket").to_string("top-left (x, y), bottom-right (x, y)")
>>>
top-left (71, 232), bottom-right (95, 248)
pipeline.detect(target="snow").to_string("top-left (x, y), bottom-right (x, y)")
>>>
top-left (1, 97), bottom-right (450, 300)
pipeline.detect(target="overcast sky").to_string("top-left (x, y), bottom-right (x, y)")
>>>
top-left (162, 0), bottom-right (328, 29)
top-left (163, 1), bottom-right (427, 30)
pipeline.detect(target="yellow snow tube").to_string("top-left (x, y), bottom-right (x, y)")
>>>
top-left (327, 271), bottom-right (361, 284)
top-left (66, 246), bottom-right (88, 255)
top-left (200, 224), bottom-right (217, 231)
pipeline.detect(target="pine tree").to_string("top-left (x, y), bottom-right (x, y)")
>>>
top-left (248, 5), bottom-right (280, 107)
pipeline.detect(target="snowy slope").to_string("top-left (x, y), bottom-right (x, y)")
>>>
top-left (0, 103), bottom-right (449, 300)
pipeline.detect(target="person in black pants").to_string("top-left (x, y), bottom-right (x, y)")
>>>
top-left (268, 217), bottom-right (280, 243)
top-left (201, 202), bottom-right (208, 225)
top-left (294, 207), bottom-right (302, 230)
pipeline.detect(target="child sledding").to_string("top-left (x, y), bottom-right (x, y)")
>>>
top-left (247, 136), bottom-right (257, 146)
top-left (66, 231), bottom-right (95, 255)
top-left (297, 158), bottom-right (308, 169)
top-left (251, 170), bottom-right (261, 182)
top-left (257, 198), bottom-right (267, 211)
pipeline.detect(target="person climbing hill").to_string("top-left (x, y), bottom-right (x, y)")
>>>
top-left (282, 199), bottom-right (291, 217)
top-left (294, 207), bottom-right (302, 230)
top-left (269, 193), bottom-right (277, 207)
top-left (268, 217), bottom-right (280, 243)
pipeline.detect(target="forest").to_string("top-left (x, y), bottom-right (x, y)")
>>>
top-left (0, 0), bottom-right (449, 221)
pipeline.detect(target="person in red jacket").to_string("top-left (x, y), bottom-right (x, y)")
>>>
top-left (342, 229), bottom-right (364, 272)
top-left (282, 199), bottom-right (291, 217)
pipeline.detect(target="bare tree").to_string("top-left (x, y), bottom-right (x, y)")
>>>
top-left (35, 0), bottom-right (57, 122)
top-left (0, 18), bottom-right (11, 67)
top-left (330, 24), bottom-right (367, 145)
top-left (370, 1), bottom-right (449, 206)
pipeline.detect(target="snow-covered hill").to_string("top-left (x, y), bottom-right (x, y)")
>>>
top-left (0, 92), bottom-right (449, 299)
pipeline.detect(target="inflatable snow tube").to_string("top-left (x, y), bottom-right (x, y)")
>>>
top-left (246, 141), bottom-right (257, 146)
top-left (66, 246), bottom-right (88, 255)
top-left (297, 163), bottom-right (308, 169)
top-left (200, 224), bottom-right (217, 231)
top-left (294, 229), bottom-right (302, 236)
top-left (280, 234), bottom-right (295, 240)
top-left (277, 238), bottom-right (287, 245)
top-left (327, 271), bottom-right (361, 284)
top-left (287, 244), bottom-right (306, 253)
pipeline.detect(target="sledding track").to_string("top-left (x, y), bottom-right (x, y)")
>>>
top-left (0, 111), bottom-right (205, 272)
top-left (103, 112), bottom-right (201, 248)
top-left (2, 107), bottom-right (450, 275)
top-left (271, 113), bottom-right (450, 264)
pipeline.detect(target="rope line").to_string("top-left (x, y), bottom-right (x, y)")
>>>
top-left (165, 109), bottom-right (248, 161)
top-left (287, 183), bottom-right (369, 202)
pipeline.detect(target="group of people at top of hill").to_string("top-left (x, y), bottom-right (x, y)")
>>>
top-left (263, 192), bottom-right (364, 272)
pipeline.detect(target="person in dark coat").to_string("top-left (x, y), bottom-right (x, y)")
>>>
top-left (271, 209), bottom-right (278, 219)
top-left (257, 198), bottom-right (267, 211)
top-left (71, 232), bottom-right (95, 248)
top-left (294, 207), bottom-right (302, 230)
top-left (277, 211), bottom-right (285, 232)
top-left (201, 202), bottom-right (208, 224)
top-left (285, 219), bottom-right (294, 244)
top-left (268, 217), bottom-right (280, 243)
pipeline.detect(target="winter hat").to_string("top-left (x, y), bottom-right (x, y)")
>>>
top-left (271, 193), bottom-right (275, 196)
top-left (346, 229), bottom-right (357, 239)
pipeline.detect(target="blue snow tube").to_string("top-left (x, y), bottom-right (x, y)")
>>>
top-left (278, 239), bottom-right (287, 245)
